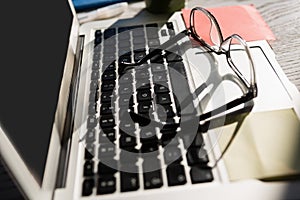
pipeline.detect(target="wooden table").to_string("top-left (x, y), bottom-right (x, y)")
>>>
top-left (120, 0), bottom-right (300, 92)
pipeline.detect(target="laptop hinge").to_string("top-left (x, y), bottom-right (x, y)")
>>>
top-left (55, 35), bottom-right (85, 188)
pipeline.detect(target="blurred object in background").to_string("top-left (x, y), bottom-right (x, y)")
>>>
top-left (73, 0), bottom-right (131, 12)
top-left (145, 0), bottom-right (185, 13)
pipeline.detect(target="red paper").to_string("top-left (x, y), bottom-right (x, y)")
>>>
top-left (181, 4), bottom-right (275, 43)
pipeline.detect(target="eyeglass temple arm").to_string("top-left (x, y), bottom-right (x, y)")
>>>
top-left (128, 92), bottom-right (254, 131)
top-left (120, 29), bottom-right (190, 68)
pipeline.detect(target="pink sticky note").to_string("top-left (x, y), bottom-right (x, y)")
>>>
top-left (182, 4), bottom-right (275, 43)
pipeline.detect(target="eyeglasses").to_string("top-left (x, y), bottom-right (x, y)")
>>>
top-left (120, 7), bottom-right (258, 168)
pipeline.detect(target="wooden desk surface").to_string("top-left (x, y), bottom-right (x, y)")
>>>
top-left (122, 0), bottom-right (300, 92)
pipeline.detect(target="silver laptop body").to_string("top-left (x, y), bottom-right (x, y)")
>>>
top-left (0, 0), bottom-right (300, 199)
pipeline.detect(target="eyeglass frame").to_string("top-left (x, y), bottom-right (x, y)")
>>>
top-left (120, 7), bottom-right (258, 124)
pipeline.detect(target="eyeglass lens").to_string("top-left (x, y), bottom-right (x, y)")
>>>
top-left (191, 9), bottom-right (222, 48)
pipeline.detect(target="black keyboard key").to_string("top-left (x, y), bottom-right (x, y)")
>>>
top-left (132, 113), bottom-right (152, 127)
top-left (190, 166), bottom-right (213, 184)
top-left (166, 164), bottom-right (186, 186)
top-left (119, 148), bottom-right (139, 164)
top-left (140, 128), bottom-right (158, 144)
top-left (98, 160), bottom-right (118, 175)
top-left (153, 72), bottom-right (168, 83)
top-left (85, 129), bottom-right (96, 143)
top-left (164, 146), bottom-right (182, 165)
top-left (118, 48), bottom-right (132, 57)
top-left (88, 103), bottom-right (97, 115)
top-left (186, 147), bottom-right (209, 166)
top-left (103, 45), bottom-right (116, 54)
top-left (87, 115), bottom-right (97, 128)
top-left (142, 157), bottom-right (161, 172)
top-left (134, 43), bottom-right (147, 51)
top-left (95, 30), bottom-right (102, 37)
top-left (99, 129), bottom-right (116, 143)
top-left (119, 73), bottom-right (133, 83)
top-left (92, 61), bottom-right (100, 70)
top-left (120, 171), bottom-right (140, 192)
top-left (156, 93), bottom-right (171, 105)
top-left (157, 104), bottom-right (175, 119)
top-left (148, 39), bottom-right (160, 47)
top-left (93, 52), bottom-right (100, 61)
top-left (98, 143), bottom-right (116, 158)
top-left (94, 45), bottom-right (101, 53)
top-left (141, 143), bottom-right (159, 155)
top-left (89, 90), bottom-right (99, 103)
top-left (90, 80), bottom-right (99, 91)
top-left (143, 170), bottom-right (163, 189)
top-left (134, 63), bottom-right (149, 69)
top-left (100, 116), bottom-right (115, 129)
top-left (103, 62), bottom-right (116, 72)
top-left (84, 144), bottom-right (95, 160)
top-left (104, 37), bottom-right (116, 46)
top-left (119, 54), bottom-right (131, 64)
top-left (166, 22), bottom-right (174, 30)
top-left (83, 160), bottom-right (94, 177)
top-left (119, 31), bottom-right (130, 40)
top-left (91, 70), bottom-right (100, 80)
top-left (104, 28), bottom-right (116, 39)
top-left (97, 175), bottom-right (116, 195)
top-left (161, 119), bottom-right (179, 131)
top-left (166, 22), bottom-right (175, 36)
top-left (136, 79), bottom-right (151, 90)
top-left (137, 90), bottom-right (151, 102)
top-left (151, 63), bottom-right (166, 72)
top-left (103, 54), bottom-right (115, 63)
top-left (119, 40), bottom-right (131, 49)
top-left (119, 120), bottom-right (136, 133)
top-left (161, 29), bottom-right (168, 36)
top-left (101, 81), bottom-right (115, 92)
top-left (82, 179), bottom-right (94, 196)
top-left (101, 92), bottom-right (113, 103)
top-left (134, 51), bottom-right (146, 62)
top-left (146, 24), bottom-right (159, 39)
top-left (182, 132), bottom-right (204, 149)
top-left (169, 29), bottom-right (175, 36)
top-left (132, 26), bottom-right (145, 37)
top-left (135, 69), bottom-right (150, 80)
top-left (119, 84), bottom-right (133, 95)
top-left (119, 134), bottom-right (137, 148)
top-left (102, 127), bottom-right (115, 134)
top-left (154, 83), bottom-right (169, 94)
top-left (119, 95), bottom-right (133, 106)
top-left (138, 101), bottom-right (153, 114)
top-left (160, 125), bottom-right (177, 137)
top-left (100, 104), bottom-right (114, 115)
top-left (133, 36), bottom-right (146, 45)
top-left (94, 36), bottom-right (102, 46)
top-left (102, 70), bottom-right (116, 81)
top-left (161, 135), bottom-right (179, 147)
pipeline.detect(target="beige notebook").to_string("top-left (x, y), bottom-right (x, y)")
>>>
top-left (216, 108), bottom-right (300, 181)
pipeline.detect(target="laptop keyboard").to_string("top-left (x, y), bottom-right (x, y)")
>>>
top-left (82, 22), bottom-right (213, 196)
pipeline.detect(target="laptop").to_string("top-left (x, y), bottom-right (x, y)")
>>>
top-left (1, 0), bottom-right (300, 199)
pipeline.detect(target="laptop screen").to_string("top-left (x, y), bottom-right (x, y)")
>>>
top-left (0, 0), bottom-right (73, 185)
